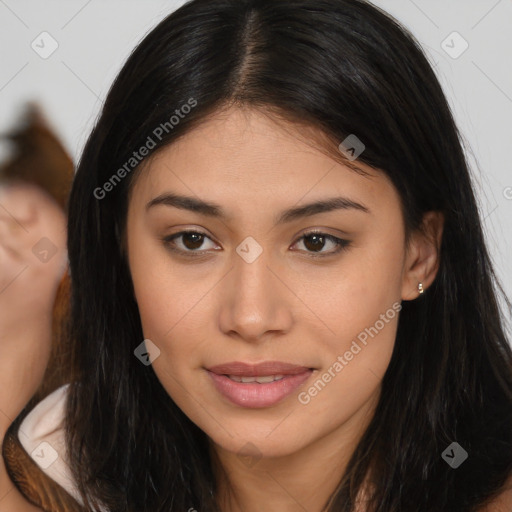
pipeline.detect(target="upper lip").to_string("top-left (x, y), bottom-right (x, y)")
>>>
top-left (207, 361), bottom-right (312, 377)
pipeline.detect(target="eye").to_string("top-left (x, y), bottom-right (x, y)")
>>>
top-left (291, 231), bottom-right (350, 258)
top-left (162, 230), bottom-right (218, 256)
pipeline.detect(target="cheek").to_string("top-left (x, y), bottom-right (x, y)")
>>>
top-left (128, 236), bottom-right (210, 376)
top-left (128, 222), bottom-right (180, 336)
top-left (129, 253), bottom-right (205, 409)
top-left (305, 227), bottom-right (404, 383)
top-left (297, 288), bottom-right (400, 437)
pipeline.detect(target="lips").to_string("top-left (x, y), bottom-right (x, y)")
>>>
top-left (206, 361), bottom-right (314, 408)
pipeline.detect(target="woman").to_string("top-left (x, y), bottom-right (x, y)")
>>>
top-left (5, 0), bottom-right (512, 511)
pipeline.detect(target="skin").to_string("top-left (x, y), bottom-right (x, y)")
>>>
top-left (0, 181), bottom-right (67, 512)
top-left (125, 106), bottom-right (444, 511)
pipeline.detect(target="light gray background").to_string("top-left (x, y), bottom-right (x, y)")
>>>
top-left (1, 0), bottom-right (511, 335)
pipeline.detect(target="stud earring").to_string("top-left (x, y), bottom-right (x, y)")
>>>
top-left (418, 282), bottom-right (424, 295)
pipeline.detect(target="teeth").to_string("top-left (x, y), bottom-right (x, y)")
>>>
top-left (228, 374), bottom-right (285, 383)
top-left (254, 375), bottom-right (277, 383)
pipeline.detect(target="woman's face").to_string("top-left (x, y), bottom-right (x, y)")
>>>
top-left (126, 107), bottom-right (438, 460)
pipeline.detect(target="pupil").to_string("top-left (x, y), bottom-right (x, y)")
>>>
top-left (184, 233), bottom-right (204, 250)
top-left (304, 234), bottom-right (325, 252)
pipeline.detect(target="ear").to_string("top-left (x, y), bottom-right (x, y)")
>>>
top-left (401, 211), bottom-right (444, 301)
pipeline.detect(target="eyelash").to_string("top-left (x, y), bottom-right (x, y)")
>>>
top-left (161, 230), bottom-right (350, 259)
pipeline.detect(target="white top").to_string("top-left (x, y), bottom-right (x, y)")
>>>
top-left (18, 384), bottom-right (108, 511)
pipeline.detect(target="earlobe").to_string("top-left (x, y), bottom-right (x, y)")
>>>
top-left (401, 211), bottom-right (444, 301)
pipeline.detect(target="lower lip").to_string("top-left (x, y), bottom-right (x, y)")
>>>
top-left (207, 369), bottom-right (313, 408)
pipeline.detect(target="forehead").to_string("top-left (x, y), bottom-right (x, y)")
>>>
top-left (129, 107), bottom-right (397, 216)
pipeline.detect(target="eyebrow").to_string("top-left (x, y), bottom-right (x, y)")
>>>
top-left (145, 192), bottom-right (370, 224)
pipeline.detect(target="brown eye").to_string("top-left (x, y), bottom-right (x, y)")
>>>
top-left (163, 230), bottom-right (218, 255)
top-left (292, 232), bottom-right (350, 257)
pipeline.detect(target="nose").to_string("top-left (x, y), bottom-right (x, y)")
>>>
top-left (218, 248), bottom-right (293, 344)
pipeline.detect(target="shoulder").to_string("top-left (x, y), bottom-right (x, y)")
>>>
top-left (3, 383), bottom-right (86, 511)
top-left (18, 384), bottom-right (82, 503)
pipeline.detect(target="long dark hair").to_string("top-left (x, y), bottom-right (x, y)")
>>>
top-left (65, 0), bottom-right (512, 510)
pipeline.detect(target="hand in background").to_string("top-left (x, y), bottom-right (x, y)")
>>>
top-left (0, 181), bottom-right (67, 349)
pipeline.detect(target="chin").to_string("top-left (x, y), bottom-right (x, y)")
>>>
top-left (205, 423), bottom-right (309, 461)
